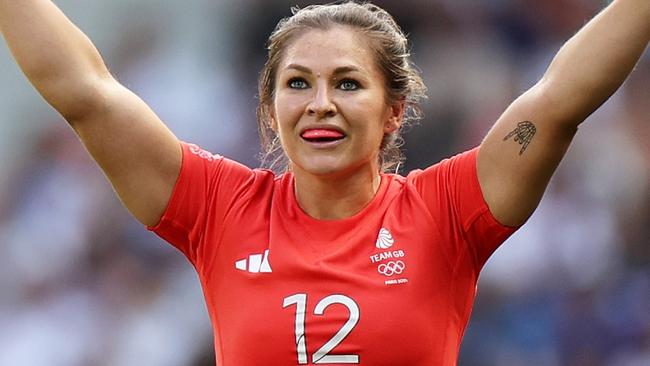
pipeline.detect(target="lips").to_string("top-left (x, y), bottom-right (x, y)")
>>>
top-left (300, 128), bottom-right (346, 142)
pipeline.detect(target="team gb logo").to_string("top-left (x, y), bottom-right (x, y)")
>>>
top-left (375, 227), bottom-right (394, 249)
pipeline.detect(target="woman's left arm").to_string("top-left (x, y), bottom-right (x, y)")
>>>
top-left (478, 0), bottom-right (650, 226)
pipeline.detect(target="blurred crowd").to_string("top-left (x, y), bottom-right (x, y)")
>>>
top-left (0, 0), bottom-right (648, 365)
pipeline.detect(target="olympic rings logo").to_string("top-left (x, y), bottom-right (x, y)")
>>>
top-left (377, 261), bottom-right (405, 276)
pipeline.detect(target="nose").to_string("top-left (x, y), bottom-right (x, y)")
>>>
top-left (306, 81), bottom-right (337, 118)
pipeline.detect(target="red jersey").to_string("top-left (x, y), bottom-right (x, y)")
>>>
top-left (149, 142), bottom-right (517, 365)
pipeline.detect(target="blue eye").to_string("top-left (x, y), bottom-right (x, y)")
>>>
top-left (288, 78), bottom-right (308, 89)
top-left (339, 79), bottom-right (359, 91)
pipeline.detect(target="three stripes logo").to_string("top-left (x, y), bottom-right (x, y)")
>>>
top-left (235, 249), bottom-right (272, 273)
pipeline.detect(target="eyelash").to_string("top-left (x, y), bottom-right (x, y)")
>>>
top-left (338, 79), bottom-right (359, 91)
top-left (286, 77), bottom-right (360, 90)
top-left (287, 77), bottom-right (308, 89)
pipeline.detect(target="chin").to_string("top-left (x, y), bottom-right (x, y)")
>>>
top-left (293, 155), bottom-right (374, 178)
top-left (292, 156), bottom-right (352, 177)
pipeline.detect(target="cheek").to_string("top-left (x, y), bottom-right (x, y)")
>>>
top-left (274, 94), bottom-right (303, 127)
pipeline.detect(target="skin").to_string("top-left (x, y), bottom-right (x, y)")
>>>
top-left (1, 0), bottom-right (647, 228)
top-left (270, 26), bottom-right (403, 220)
top-left (478, 0), bottom-right (650, 226)
top-left (0, 0), bottom-right (180, 227)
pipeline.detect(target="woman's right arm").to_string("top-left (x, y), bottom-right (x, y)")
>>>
top-left (0, 0), bottom-right (181, 226)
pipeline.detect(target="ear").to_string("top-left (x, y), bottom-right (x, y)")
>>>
top-left (268, 105), bottom-right (278, 132)
top-left (270, 116), bottom-right (278, 132)
top-left (384, 101), bottom-right (405, 134)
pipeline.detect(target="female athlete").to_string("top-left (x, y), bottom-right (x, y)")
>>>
top-left (1, 0), bottom-right (648, 365)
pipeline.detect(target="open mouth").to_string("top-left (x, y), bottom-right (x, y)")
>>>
top-left (300, 129), bottom-right (346, 143)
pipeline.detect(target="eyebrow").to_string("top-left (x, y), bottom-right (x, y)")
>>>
top-left (285, 64), bottom-right (362, 76)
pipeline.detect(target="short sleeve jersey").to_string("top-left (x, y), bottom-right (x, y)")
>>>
top-left (149, 142), bottom-right (518, 366)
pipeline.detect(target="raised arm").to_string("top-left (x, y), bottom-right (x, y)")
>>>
top-left (478, 0), bottom-right (650, 226)
top-left (0, 0), bottom-right (181, 226)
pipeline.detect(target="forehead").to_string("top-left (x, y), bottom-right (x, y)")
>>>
top-left (280, 26), bottom-right (379, 75)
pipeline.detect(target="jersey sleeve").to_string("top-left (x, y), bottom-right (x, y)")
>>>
top-left (147, 142), bottom-right (256, 265)
top-left (409, 147), bottom-right (519, 271)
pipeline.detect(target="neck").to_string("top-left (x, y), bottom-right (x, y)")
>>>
top-left (293, 165), bottom-right (381, 220)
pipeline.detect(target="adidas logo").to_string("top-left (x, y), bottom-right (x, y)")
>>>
top-left (376, 227), bottom-right (394, 249)
top-left (235, 250), bottom-right (272, 273)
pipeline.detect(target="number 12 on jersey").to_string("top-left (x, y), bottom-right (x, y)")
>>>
top-left (283, 294), bottom-right (360, 364)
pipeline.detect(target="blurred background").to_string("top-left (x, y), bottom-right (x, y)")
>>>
top-left (0, 0), bottom-right (648, 365)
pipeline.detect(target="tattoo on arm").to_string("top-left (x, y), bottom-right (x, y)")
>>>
top-left (503, 121), bottom-right (536, 155)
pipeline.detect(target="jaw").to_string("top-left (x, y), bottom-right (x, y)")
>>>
top-left (291, 152), bottom-right (349, 177)
top-left (289, 144), bottom-right (381, 180)
top-left (280, 121), bottom-right (385, 178)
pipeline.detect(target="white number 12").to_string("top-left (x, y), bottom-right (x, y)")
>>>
top-left (283, 294), bottom-right (360, 364)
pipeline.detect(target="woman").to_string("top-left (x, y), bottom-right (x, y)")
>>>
top-left (1, 0), bottom-right (648, 365)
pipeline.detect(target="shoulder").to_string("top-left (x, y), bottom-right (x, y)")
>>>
top-left (174, 141), bottom-right (279, 212)
top-left (405, 148), bottom-right (479, 187)
top-left (181, 142), bottom-right (274, 180)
